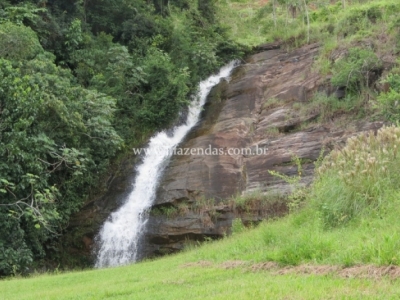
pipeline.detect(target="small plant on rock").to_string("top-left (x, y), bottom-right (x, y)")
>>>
top-left (331, 48), bottom-right (382, 95)
top-left (268, 155), bottom-right (309, 212)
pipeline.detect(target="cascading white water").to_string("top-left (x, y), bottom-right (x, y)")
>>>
top-left (95, 61), bottom-right (238, 268)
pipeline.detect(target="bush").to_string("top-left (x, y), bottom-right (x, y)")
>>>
top-left (310, 125), bottom-right (400, 228)
top-left (303, 92), bottom-right (358, 122)
top-left (378, 73), bottom-right (400, 122)
top-left (331, 48), bottom-right (382, 94)
top-left (0, 216), bottom-right (33, 276)
top-left (233, 190), bottom-right (288, 214)
top-left (231, 218), bottom-right (246, 235)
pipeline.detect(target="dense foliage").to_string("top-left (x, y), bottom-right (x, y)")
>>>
top-left (0, 0), bottom-right (244, 275)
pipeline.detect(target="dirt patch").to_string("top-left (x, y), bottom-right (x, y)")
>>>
top-left (220, 260), bottom-right (248, 269)
top-left (275, 265), bottom-right (340, 276)
top-left (182, 260), bottom-right (400, 279)
top-left (181, 260), bottom-right (247, 269)
top-left (259, 263), bottom-right (400, 279)
top-left (181, 260), bottom-right (213, 268)
top-left (338, 265), bottom-right (400, 280)
top-left (250, 261), bottom-right (280, 271)
top-left (249, 262), bottom-right (340, 275)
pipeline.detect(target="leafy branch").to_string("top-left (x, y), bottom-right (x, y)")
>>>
top-left (0, 176), bottom-right (59, 234)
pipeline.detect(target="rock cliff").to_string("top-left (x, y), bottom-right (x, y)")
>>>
top-left (142, 43), bottom-right (383, 256)
top-left (63, 43), bottom-right (383, 263)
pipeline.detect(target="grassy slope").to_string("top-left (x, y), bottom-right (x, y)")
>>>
top-left (215, 0), bottom-right (269, 46)
top-left (2, 266), bottom-right (398, 299)
top-left (3, 0), bottom-right (400, 298)
top-left (4, 168), bottom-right (400, 299)
top-left (2, 209), bottom-right (400, 299)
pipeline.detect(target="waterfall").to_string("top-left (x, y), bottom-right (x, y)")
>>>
top-left (95, 61), bottom-right (238, 268)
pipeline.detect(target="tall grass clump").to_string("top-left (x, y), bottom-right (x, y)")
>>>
top-left (378, 68), bottom-right (400, 122)
top-left (310, 125), bottom-right (400, 228)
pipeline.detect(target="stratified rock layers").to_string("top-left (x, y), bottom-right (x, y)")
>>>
top-left (143, 43), bottom-right (382, 256)
top-left (65, 43), bottom-right (383, 262)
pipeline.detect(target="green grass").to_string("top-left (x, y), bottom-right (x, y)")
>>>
top-left (3, 201), bottom-right (400, 299)
top-left (3, 2), bottom-right (400, 298)
top-left (4, 126), bottom-right (400, 298)
top-left (187, 194), bottom-right (400, 267)
top-left (3, 260), bottom-right (400, 300)
top-left (217, 0), bottom-right (400, 49)
top-left (215, 0), bottom-right (269, 47)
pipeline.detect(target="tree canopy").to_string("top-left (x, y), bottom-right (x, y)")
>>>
top-left (0, 0), bottom-right (245, 276)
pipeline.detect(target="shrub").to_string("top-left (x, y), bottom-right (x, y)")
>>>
top-left (233, 190), bottom-right (287, 215)
top-left (378, 73), bottom-right (400, 122)
top-left (231, 218), bottom-right (246, 235)
top-left (331, 48), bottom-right (382, 94)
top-left (268, 155), bottom-right (307, 213)
top-left (310, 125), bottom-right (400, 228)
top-left (303, 92), bottom-right (354, 122)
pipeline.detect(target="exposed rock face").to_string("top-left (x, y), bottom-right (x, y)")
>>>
top-left (142, 43), bottom-right (383, 256)
top-left (63, 43), bottom-right (384, 264)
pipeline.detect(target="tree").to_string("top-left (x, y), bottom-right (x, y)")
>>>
top-left (0, 52), bottom-right (122, 275)
top-left (0, 22), bottom-right (43, 59)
